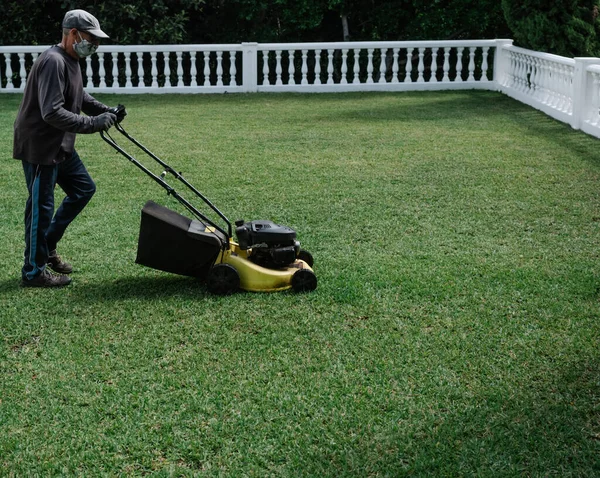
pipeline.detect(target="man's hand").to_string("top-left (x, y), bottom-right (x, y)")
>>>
top-left (94, 112), bottom-right (117, 131)
top-left (108, 104), bottom-right (127, 123)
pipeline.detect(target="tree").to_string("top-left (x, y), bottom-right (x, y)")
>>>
top-left (501, 0), bottom-right (600, 56)
top-left (0, 0), bottom-right (205, 46)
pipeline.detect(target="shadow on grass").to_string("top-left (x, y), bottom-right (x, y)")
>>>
top-left (0, 279), bottom-right (22, 295)
top-left (70, 275), bottom-right (210, 303)
top-left (306, 91), bottom-right (523, 124)
top-left (0, 275), bottom-right (210, 301)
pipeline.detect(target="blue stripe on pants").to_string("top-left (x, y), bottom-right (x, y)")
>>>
top-left (25, 166), bottom-right (42, 280)
top-left (22, 162), bottom-right (57, 281)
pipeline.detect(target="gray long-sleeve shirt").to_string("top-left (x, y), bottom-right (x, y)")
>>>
top-left (13, 45), bottom-right (109, 165)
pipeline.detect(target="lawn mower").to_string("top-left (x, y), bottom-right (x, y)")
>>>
top-left (100, 106), bottom-right (317, 294)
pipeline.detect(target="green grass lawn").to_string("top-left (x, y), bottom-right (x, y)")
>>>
top-left (1, 91), bottom-right (599, 476)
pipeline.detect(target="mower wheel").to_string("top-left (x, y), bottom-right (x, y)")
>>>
top-left (207, 264), bottom-right (240, 295)
top-left (297, 249), bottom-right (314, 267)
top-left (292, 269), bottom-right (318, 292)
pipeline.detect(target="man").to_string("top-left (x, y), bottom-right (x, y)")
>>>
top-left (14, 9), bottom-right (123, 288)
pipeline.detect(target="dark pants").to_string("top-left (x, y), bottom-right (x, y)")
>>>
top-left (22, 151), bottom-right (96, 280)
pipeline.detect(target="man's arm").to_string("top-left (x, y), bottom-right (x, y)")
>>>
top-left (37, 55), bottom-right (109, 133)
top-left (82, 91), bottom-right (110, 117)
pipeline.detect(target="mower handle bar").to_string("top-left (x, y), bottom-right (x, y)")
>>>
top-left (100, 123), bottom-right (233, 241)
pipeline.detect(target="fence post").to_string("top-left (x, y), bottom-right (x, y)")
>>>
top-left (242, 42), bottom-right (258, 93)
top-left (493, 39), bottom-right (513, 91)
top-left (572, 58), bottom-right (600, 130)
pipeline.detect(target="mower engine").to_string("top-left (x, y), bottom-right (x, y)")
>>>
top-left (235, 220), bottom-right (300, 268)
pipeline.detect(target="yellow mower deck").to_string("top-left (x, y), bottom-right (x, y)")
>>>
top-left (216, 239), bottom-right (314, 292)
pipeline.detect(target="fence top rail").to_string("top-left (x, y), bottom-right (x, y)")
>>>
top-left (587, 64), bottom-right (600, 74)
top-left (0, 44), bottom-right (245, 54)
top-left (0, 39), bottom-right (502, 55)
top-left (257, 39), bottom-right (500, 50)
top-left (502, 44), bottom-right (576, 66)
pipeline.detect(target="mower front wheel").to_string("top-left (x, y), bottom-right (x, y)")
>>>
top-left (292, 269), bottom-right (318, 292)
top-left (207, 263), bottom-right (240, 295)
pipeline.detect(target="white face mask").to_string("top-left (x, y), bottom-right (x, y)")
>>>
top-left (73, 31), bottom-right (98, 58)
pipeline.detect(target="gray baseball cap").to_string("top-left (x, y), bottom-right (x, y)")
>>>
top-left (62, 9), bottom-right (109, 39)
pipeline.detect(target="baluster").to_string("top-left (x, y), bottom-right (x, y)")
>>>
top-left (230, 51), bottom-right (237, 86)
top-left (530, 57), bottom-right (539, 98)
top-left (504, 51), bottom-right (513, 88)
top-left (327, 49), bottom-right (334, 84)
top-left (526, 56), bottom-right (534, 95)
top-left (150, 52), bottom-right (158, 87)
top-left (125, 52), bottom-right (132, 88)
top-left (417, 48), bottom-right (425, 82)
top-left (481, 47), bottom-right (489, 81)
top-left (531, 58), bottom-right (545, 102)
top-left (98, 53), bottom-right (107, 88)
top-left (366, 48), bottom-right (374, 84)
top-left (190, 52), bottom-right (198, 87)
top-left (85, 56), bottom-right (93, 88)
top-left (134, 53), bottom-right (142, 87)
top-left (553, 63), bottom-right (563, 110)
top-left (378, 48), bottom-right (387, 83)
top-left (553, 63), bottom-right (563, 108)
top-left (467, 47), bottom-right (476, 81)
top-left (533, 58), bottom-right (545, 98)
top-left (288, 50), bottom-right (295, 85)
top-left (590, 73), bottom-right (600, 125)
top-left (203, 51), bottom-right (211, 86)
top-left (546, 62), bottom-right (556, 107)
top-left (177, 51), bottom-right (185, 86)
top-left (548, 61), bottom-right (557, 105)
top-left (538, 60), bottom-right (548, 103)
top-left (262, 51), bottom-right (270, 86)
top-left (18, 53), bottom-right (26, 88)
top-left (430, 47), bottom-right (439, 82)
top-left (341, 49), bottom-right (348, 84)
top-left (511, 52), bottom-right (520, 90)
top-left (563, 66), bottom-right (572, 112)
top-left (164, 52), bottom-right (172, 87)
top-left (521, 55), bottom-right (530, 93)
top-left (300, 50), bottom-right (308, 85)
top-left (111, 52), bottom-right (119, 88)
top-left (542, 60), bottom-right (551, 103)
top-left (545, 61), bottom-right (554, 105)
top-left (566, 66), bottom-right (575, 114)
top-left (314, 50), bottom-right (322, 85)
top-left (391, 48), bottom-right (399, 83)
top-left (353, 49), bottom-right (360, 83)
top-left (404, 48), bottom-right (413, 83)
top-left (511, 53), bottom-right (519, 89)
top-left (133, 53), bottom-right (140, 87)
top-left (275, 50), bottom-right (283, 85)
top-left (513, 53), bottom-right (522, 91)
top-left (216, 51), bottom-right (224, 86)
top-left (5, 53), bottom-right (14, 89)
top-left (442, 48), bottom-right (450, 82)
top-left (455, 47), bottom-right (464, 82)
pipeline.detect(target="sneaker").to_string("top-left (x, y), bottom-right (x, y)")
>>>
top-left (47, 250), bottom-right (73, 274)
top-left (21, 269), bottom-right (72, 288)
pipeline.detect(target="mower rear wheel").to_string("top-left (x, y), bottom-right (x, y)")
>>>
top-left (207, 263), bottom-right (240, 295)
top-left (292, 269), bottom-right (318, 292)
top-left (297, 249), bottom-right (314, 267)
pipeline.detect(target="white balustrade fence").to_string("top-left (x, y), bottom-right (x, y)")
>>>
top-left (3, 39), bottom-right (600, 139)
top-left (494, 40), bottom-right (600, 138)
top-left (0, 40), bottom-right (496, 94)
